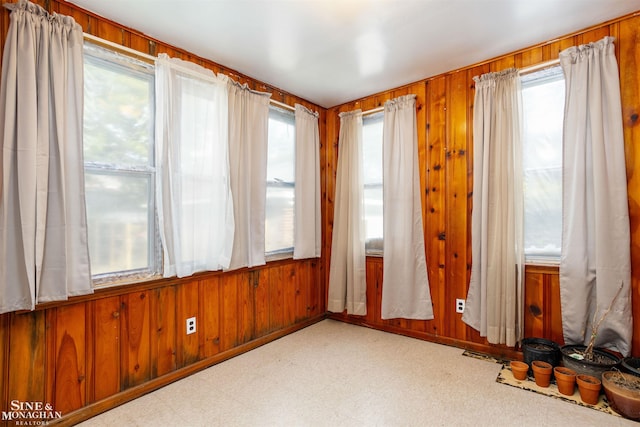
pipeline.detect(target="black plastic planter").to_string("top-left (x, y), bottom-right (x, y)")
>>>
top-left (521, 337), bottom-right (561, 375)
top-left (560, 344), bottom-right (621, 380)
top-left (621, 357), bottom-right (640, 377)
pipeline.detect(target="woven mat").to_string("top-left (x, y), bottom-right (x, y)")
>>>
top-left (461, 349), bottom-right (511, 365)
top-left (496, 364), bottom-right (619, 417)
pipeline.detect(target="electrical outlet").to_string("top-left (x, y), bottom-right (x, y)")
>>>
top-left (455, 299), bottom-right (465, 314)
top-left (186, 317), bottom-right (196, 335)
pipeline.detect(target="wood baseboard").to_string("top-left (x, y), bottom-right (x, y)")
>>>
top-left (327, 313), bottom-right (523, 361)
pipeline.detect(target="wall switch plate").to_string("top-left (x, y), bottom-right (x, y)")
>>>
top-left (186, 317), bottom-right (196, 335)
top-left (456, 299), bottom-right (465, 314)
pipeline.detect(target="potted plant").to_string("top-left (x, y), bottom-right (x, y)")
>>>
top-left (621, 357), bottom-right (640, 377)
top-left (561, 283), bottom-right (623, 379)
top-left (602, 370), bottom-right (640, 420)
top-left (521, 337), bottom-right (560, 375)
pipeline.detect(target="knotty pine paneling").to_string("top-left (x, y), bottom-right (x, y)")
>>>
top-left (8, 312), bottom-right (46, 406)
top-left (176, 282), bottom-right (199, 368)
top-left (200, 277), bottom-right (221, 358)
top-left (120, 292), bottom-right (151, 389)
top-left (0, 315), bottom-right (7, 414)
top-left (254, 269), bottom-right (271, 338)
top-left (150, 286), bottom-right (177, 378)
top-left (619, 14), bottom-right (640, 354)
top-left (268, 266), bottom-right (286, 332)
top-left (445, 70), bottom-right (469, 341)
top-left (425, 76), bottom-right (447, 338)
top-left (283, 264), bottom-right (298, 326)
top-left (92, 297), bottom-right (121, 401)
top-left (327, 11), bottom-right (640, 359)
top-left (307, 260), bottom-right (324, 318)
top-left (515, 47), bottom-right (543, 69)
top-left (50, 304), bottom-right (86, 415)
top-left (237, 271), bottom-right (255, 346)
top-left (219, 275), bottom-right (239, 353)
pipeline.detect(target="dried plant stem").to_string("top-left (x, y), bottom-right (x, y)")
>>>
top-left (584, 281), bottom-right (624, 360)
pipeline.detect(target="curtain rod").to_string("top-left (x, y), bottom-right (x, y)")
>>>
top-left (520, 58), bottom-right (561, 75)
top-left (363, 106), bottom-right (384, 116)
top-left (83, 33), bottom-right (156, 62)
top-left (271, 99), bottom-right (295, 111)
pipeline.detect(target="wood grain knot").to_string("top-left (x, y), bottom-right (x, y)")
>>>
top-left (112, 311), bottom-right (120, 318)
top-left (528, 304), bottom-right (542, 317)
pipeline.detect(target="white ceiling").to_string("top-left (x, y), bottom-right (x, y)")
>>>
top-left (69, 0), bottom-right (640, 108)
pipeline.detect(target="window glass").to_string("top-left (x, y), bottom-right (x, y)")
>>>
top-left (83, 43), bottom-right (159, 279)
top-left (363, 112), bottom-right (384, 254)
top-left (265, 106), bottom-right (295, 254)
top-left (522, 67), bottom-right (564, 262)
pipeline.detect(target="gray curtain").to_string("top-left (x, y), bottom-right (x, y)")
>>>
top-left (293, 104), bottom-right (321, 260)
top-left (226, 79), bottom-right (271, 270)
top-left (0, 0), bottom-right (92, 312)
top-left (381, 95), bottom-right (433, 320)
top-left (327, 110), bottom-right (367, 315)
top-left (463, 69), bottom-right (524, 347)
top-left (559, 36), bottom-right (632, 356)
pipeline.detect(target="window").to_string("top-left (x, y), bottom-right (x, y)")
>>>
top-left (83, 43), bottom-right (159, 280)
top-left (522, 66), bottom-right (565, 262)
top-left (363, 112), bottom-right (384, 254)
top-left (265, 106), bottom-right (295, 255)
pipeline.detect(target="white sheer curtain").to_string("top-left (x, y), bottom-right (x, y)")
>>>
top-left (559, 36), bottom-right (632, 356)
top-left (155, 54), bottom-right (234, 278)
top-left (462, 69), bottom-right (524, 347)
top-left (327, 110), bottom-right (366, 315)
top-left (226, 79), bottom-right (271, 270)
top-left (293, 104), bottom-right (321, 259)
top-left (381, 95), bottom-right (433, 320)
top-left (0, 0), bottom-right (92, 313)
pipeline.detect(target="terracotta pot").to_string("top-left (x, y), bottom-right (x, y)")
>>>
top-left (554, 366), bottom-right (576, 396)
top-left (576, 374), bottom-right (602, 405)
top-left (510, 361), bottom-right (529, 381)
top-left (531, 360), bottom-right (553, 387)
top-left (602, 371), bottom-right (640, 420)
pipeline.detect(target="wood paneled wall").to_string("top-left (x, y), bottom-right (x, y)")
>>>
top-left (0, 260), bottom-right (323, 425)
top-left (0, 1), bottom-right (326, 425)
top-left (326, 12), bottom-right (640, 359)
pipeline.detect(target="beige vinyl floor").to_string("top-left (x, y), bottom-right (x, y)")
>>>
top-left (79, 319), bottom-right (635, 427)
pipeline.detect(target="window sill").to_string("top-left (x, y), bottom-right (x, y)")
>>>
top-left (524, 257), bottom-right (560, 267)
top-left (266, 251), bottom-right (294, 262)
top-left (92, 273), bottom-right (164, 290)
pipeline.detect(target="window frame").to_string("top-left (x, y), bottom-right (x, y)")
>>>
top-left (362, 111), bottom-right (384, 256)
top-left (265, 104), bottom-right (296, 258)
top-left (83, 41), bottom-right (161, 285)
top-left (521, 65), bottom-right (565, 265)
